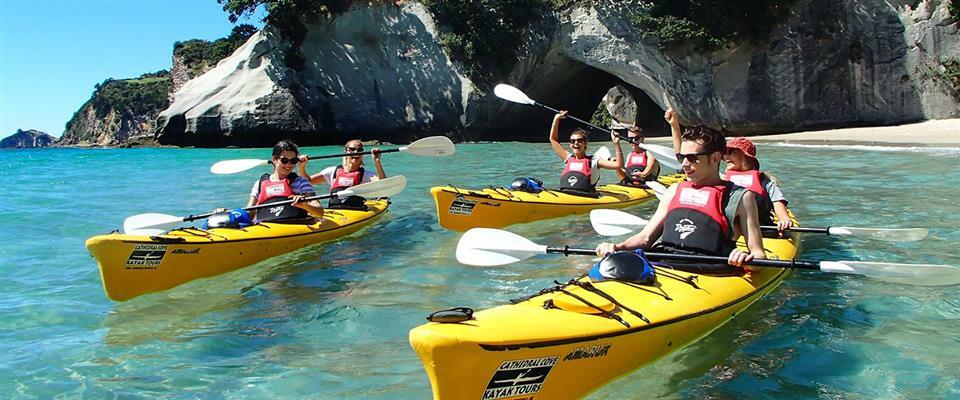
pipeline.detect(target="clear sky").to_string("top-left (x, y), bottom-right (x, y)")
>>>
top-left (0, 0), bottom-right (265, 139)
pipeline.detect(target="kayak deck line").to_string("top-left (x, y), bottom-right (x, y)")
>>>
top-left (477, 267), bottom-right (789, 351)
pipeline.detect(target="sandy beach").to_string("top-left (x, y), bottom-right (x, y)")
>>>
top-left (747, 118), bottom-right (960, 146)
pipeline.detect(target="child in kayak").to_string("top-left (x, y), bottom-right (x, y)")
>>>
top-left (247, 140), bottom-right (324, 222)
top-left (596, 124), bottom-right (766, 269)
top-left (298, 139), bottom-right (387, 209)
top-left (615, 126), bottom-right (660, 187)
top-left (724, 137), bottom-right (794, 231)
top-left (550, 110), bottom-right (622, 193)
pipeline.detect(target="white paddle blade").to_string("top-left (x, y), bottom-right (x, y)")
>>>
top-left (341, 175), bottom-right (407, 199)
top-left (594, 146), bottom-right (611, 161)
top-left (210, 158), bottom-right (269, 175)
top-left (821, 261), bottom-right (960, 286)
top-left (638, 143), bottom-right (681, 170)
top-left (401, 136), bottom-right (456, 156)
top-left (456, 228), bottom-right (548, 266)
top-left (645, 181), bottom-right (668, 200)
top-left (493, 84), bottom-right (535, 105)
top-left (828, 227), bottom-right (929, 242)
top-left (589, 209), bottom-right (648, 236)
top-left (123, 213), bottom-right (185, 235)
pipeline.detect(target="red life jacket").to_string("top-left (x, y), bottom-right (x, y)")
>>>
top-left (724, 169), bottom-right (774, 225)
top-left (329, 166), bottom-right (367, 209)
top-left (624, 151), bottom-right (648, 175)
top-left (255, 173), bottom-right (309, 221)
top-left (560, 155), bottom-right (594, 192)
top-left (660, 181), bottom-right (743, 256)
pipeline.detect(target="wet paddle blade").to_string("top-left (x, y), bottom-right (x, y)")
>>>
top-left (493, 84), bottom-right (536, 105)
top-left (637, 143), bottom-right (680, 170)
top-left (646, 181), bottom-right (668, 200)
top-left (401, 136), bottom-right (456, 157)
top-left (456, 228), bottom-right (548, 266)
top-left (210, 158), bottom-right (269, 175)
top-left (828, 227), bottom-right (928, 242)
top-left (123, 213), bottom-right (185, 235)
top-left (589, 209), bottom-right (648, 236)
top-left (338, 175), bottom-right (407, 199)
top-left (820, 261), bottom-right (960, 286)
top-left (594, 146), bottom-right (611, 161)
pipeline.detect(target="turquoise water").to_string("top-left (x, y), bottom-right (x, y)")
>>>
top-left (1, 142), bottom-right (958, 399)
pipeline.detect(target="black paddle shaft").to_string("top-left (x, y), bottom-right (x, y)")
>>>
top-left (266, 148), bottom-right (401, 165)
top-left (534, 102), bottom-right (640, 146)
top-left (181, 192), bottom-right (338, 222)
top-left (545, 246), bottom-right (820, 270)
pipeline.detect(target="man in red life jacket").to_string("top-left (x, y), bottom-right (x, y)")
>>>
top-left (549, 111), bottom-right (622, 193)
top-left (247, 140), bottom-right (325, 222)
top-left (595, 124), bottom-right (766, 269)
top-left (615, 126), bottom-right (661, 187)
top-left (298, 139), bottom-right (387, 209)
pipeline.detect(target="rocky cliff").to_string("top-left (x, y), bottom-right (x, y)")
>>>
top-left (56, 73), bottom-right (171, 147)
top-left (153, 0), bottom-right (958, 145)
top-left (0, 129), bottom-right (55, 149)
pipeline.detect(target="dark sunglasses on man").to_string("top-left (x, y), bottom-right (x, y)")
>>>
top-left (674, 150), bottom-right (714, 163)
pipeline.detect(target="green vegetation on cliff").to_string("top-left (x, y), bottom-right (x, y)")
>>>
top-left (944, 58), bottom-right (960, 94)
top-left (174, 24), bottom-right (258, 75)
top-left (65, 71), bottom-right (172, 133)
top-left (633, 1), bottom-right (796, 52)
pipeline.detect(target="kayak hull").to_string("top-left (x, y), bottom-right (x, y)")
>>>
top-left (86, 199), bottom-right (389, 301)
top-left (431, 174), bottom-right (685, 231)
top-left (409, 225), bottom-right (799, 399)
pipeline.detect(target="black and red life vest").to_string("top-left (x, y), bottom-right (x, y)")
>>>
top-left (621, 150), bottom-right (660, 186)
top-left (255, 173), bottom-right (309, 221)
top-left (329, 165), bottom-right (367, 208)
top-left (560, 155), bottom-right (594, 192)
top-left (660, 181), bottom-right (745, 256)
top-left (723, 169), bottom-right (774, 225)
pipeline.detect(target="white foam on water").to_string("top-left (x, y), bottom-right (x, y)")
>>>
top-left (766, 142), bottom-right (960, 157)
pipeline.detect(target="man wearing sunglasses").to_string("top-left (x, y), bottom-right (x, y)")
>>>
top-left (298, 139), bottom-right (387, 209)
top-left (615, 126), bottom-right (661, 187)
top-left (549, 111), bottom-right (622, 194)
top-left (595, 111), bottom-right (766, 270)
top-left (247, 140), bottom-right (324, 222)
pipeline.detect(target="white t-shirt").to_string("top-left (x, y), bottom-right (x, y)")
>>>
top-left (316, 165), bottom-right (377, 187)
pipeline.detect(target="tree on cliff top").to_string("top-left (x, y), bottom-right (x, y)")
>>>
top-left (218, 0), bottom-right (353, 23)
top-left (174, 24), bottom-right (258, 75)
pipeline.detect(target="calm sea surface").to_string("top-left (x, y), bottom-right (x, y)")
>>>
top-left (2, 141), bottom-right (958, 399)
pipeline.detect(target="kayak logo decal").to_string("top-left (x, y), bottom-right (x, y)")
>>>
top-left (675, 218), bottom-right (697, 239)
top-left (563, 343), bottom-right (611, 361)
top-left (482, 356), bottom-right (558, 400)
top-left (449, 196), bottom-right (477, 216)
top-left (125, 244), bottom-right (168, 269)
top-left (171, 248), bottom-right (200, 255)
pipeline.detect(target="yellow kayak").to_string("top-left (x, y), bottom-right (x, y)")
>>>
top-left (86, 199), bottom-right (389, 301)
top-left (409, 228), bottom-right (799, 399)
top-left (431, 174), bottom-right (685, 231)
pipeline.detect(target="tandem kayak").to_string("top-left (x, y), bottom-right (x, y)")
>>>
top-left (409, 227), bottom-right (799, 399)
top-left (430, 174), bottom-right (685, 231)
top-left (86, 199), bottom-right (390, 301)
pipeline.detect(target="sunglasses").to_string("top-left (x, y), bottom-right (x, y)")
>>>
top-left (345, 146), bottom-right (364, 153)
top-left (277, 157), bottom-right (299, 165)
top-left (569, 138), bottom-right (586, 144)
top-left (675, 151), bottom-right (715, 163)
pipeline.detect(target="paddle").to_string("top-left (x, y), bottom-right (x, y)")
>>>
top-left (493, 84), bottom-right (681, 170)
top-left (123, 175), bottom-right (407, 235)
top-left (209, 136), bottom-right (455, 175)
top-left (589, 208), bottom-right (930, 242)
top-left (456, 228), bottom-right (960, 286)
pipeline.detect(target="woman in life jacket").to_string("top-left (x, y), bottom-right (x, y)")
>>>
top-left (297, 139), bottom-right (387, 209)
top-left (595, 119), bottom-right (767, 271)
top-left (615, 126), bottom-right (661, 187)
top-left (549, 111), bottom-right (622, 193)
top-left (723, 137), bottom-right (794, 232)
top-left (247, 140), bottom-right (325, 222)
